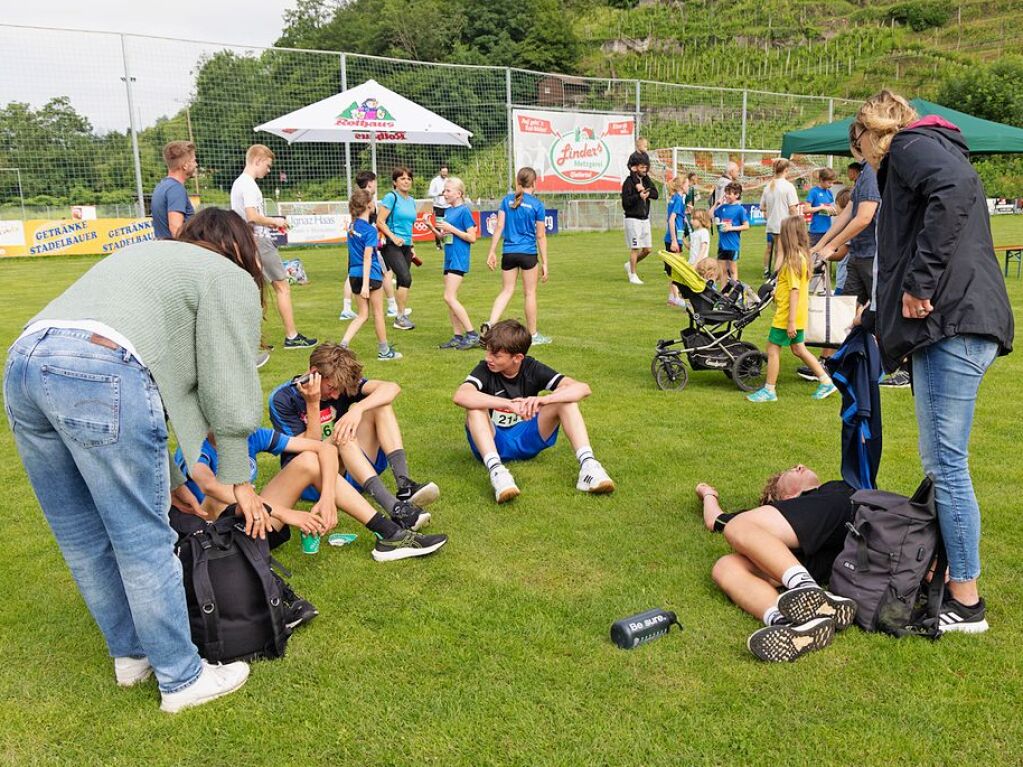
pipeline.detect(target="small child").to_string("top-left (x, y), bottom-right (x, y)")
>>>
top-left (663, 175), bottom-right (690, 306)
top-left (747, 215), bottom-right (837, 403)
top-left (435, 177), bottom-right (479, 350)
top-left (805, 168), bottom-right (838, 250)
top-left (341, 189), bottom-right (401, 361)
top-left (830, 187), bottom-right (853, 295)
top-left (710, 181), bottom-right (749, 286)
top-left (694, 256), bottom-right (718, 282)
top-left (684, 171), bottom-right (700, 236)
top-left (688, 209), bottom-right (712, 267)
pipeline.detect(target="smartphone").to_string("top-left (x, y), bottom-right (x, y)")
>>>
top-left (297, 373), bottom-right (313, 385)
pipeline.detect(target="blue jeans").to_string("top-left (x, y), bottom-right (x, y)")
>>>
top-left (912, 334), bottom-right (999, 582)
top-left (4, 329), bottom-right (202, 693)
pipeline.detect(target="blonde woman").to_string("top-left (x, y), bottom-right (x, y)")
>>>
top-left (758, 158), bottom-right (799, 278)
top-left (434, 177), bottom-right (479, 349)
top-left (853, 89), bottom-right (1014, 633)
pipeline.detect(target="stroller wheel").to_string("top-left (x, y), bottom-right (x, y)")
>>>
top-left (652, 355), bottom-right (689, 391)
top-left (732, 349), bottom-right (768, 392)
top-left (723, 341), bottom-right (758, 380)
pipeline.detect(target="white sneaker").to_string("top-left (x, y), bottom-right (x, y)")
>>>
top-left (386, 304), bottom-right (399, 318)
top-left (628, 272), bottom-right (644, 285)
top-left (338, 308), bottom-right (357, 321)
top-left (490, 466), bottom-right (520, 503)
top-left (114, 656), bottom-right (152, 687)
top-left (160, 660), bottom-right (250, 714)
top-left (577, 460), bottom-right (615, 494)
top-left (624, 261), bottom-right (632, 279)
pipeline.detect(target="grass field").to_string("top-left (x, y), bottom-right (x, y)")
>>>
top-left (1, 222), bottom-right (1021, 766)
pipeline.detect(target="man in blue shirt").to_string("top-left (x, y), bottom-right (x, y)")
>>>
top-left (151, 141), bottom-right (196, 239)
top-left (709, 181), bottom-right (750, 285)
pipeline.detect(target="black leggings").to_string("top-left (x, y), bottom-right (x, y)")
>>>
top-left (381, 241), bottom-right (413, 289)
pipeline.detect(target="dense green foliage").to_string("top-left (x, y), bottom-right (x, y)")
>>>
top-left (1, 224), bottom-right (1022, 765)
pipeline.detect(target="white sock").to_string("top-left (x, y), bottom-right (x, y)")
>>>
top-left (388, 297), bottom-right (398, 310)
top-left (818, 373), bottom-right (832, 385)
top-left (342, 299), bottom-right (352, 313)
top-left (781, 565), bottom-right (819, 591)
top-left (762, 605), bottom-right (785, 627)
top-left (764, 383), bottom-right (776, 393)
top-left (575, 446), bottom-right (595, 467)
top-left (483, 452), bottom-right (503, 473)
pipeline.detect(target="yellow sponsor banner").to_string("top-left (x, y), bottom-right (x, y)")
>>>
top-left (0, 218), bottom-right (155, 257)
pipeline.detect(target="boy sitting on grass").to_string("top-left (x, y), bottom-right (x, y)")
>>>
top-left (176, 428), bottom-right (448, 565)
top-left (453, 319), bottom-right (615, 502)
top-left (269, 342), bottom-right (439, 532)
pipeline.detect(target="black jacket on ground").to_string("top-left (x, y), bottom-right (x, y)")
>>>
top-left (874, 119), bottom-right (1014, 372)
top-left (621, 173), bottom-right (658, 219)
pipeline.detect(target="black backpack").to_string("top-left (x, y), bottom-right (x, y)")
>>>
top-left (829, 476), bottom-right (947, 638)
top-left (176, 507), bottom-right (291, 663)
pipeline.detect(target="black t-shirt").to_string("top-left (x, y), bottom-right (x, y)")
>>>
top-left (464, 356), bottom-right (563, 429)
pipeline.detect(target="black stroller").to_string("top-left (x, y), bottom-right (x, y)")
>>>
top-left (652, 251), bottom-right (775, 392)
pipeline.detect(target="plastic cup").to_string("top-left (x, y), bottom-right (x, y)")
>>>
top-left (300, 532), bottom-right (321, 555)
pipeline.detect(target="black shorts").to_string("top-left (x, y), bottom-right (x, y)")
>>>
top-left (444, 268), bottom-right (466, 277)
top-left (381, 241), bottom-right (413, 289)
top-left (843, 257), bottom-right (874, 306)
top-left (502, 252), bottom-right (538, 271)
top-left (349, 276), bottom-right (383, 293)
top-left (717, 247), bottom-right (739, 261)
top-left (774, 483), bottom-right (855, 584)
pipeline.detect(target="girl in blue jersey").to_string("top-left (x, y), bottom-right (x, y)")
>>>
top-left (484, 167), bottom-right (551, 345)
top-left (342, 189), bottom-right (401, 361)
top-left (664, 174), bottom-right (690, 307)
top-left (377, 166), bottom-right (418, 331)
top-left (435, 176), bottom-right (480, 350)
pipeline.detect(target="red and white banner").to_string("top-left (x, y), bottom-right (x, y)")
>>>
top-left (511, 109), bottom-right (636, 193)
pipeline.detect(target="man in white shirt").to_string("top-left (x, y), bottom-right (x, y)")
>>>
top-left (712, 162), bottom-right (740, 208)
top-left (231, 144), bottom-right (317, 350)
top-left (426, 165), bottom-right (449, 250)
top-left (758, 158), bottom-right (800, 277)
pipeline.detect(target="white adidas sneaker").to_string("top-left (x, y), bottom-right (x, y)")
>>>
top-left (160, 660), bottom-right (250, 714)
top-left (490, 466), bottom-right (520, 503)
top-left (114, 656), bottom-right (153, 687)
top-left (577, 460), bottom-right (616, 494)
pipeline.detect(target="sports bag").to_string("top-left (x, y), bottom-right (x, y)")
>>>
top-left (176, 506), bottom-right (291, 663)
top-left (805, 263), bottom-right (857, 347)
top-left (829, 476), bottom-right (947, 638)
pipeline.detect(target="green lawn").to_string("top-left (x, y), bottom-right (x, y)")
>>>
top-left (1, 221), bottom-right (1021, 766)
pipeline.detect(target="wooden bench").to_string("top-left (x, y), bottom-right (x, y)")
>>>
top-left (994, 244), bottom-right (1022, 278)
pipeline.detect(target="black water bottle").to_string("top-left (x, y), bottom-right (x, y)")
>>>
top-left (610, 608), bottom-right (681, 649)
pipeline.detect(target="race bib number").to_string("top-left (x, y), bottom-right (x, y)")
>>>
top-left (301, 405), bottom-right (336, 440)
top-left (491, 409), bottom-right (523, 428)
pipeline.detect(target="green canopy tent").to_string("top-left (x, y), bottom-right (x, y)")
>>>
top-left (780, 99), bottom-right (1023, 158)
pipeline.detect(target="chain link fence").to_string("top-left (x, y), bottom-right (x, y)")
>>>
top-left (0, 24), bottom-right (859, 228)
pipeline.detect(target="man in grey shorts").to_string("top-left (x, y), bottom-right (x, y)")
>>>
top-left (231, 144), bottom-right (317, 351)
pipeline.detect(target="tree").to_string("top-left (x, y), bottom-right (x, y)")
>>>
top-left (936, 57), bottom-right (1023, 128)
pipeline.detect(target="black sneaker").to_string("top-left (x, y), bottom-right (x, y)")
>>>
top-left (879, 370), bottom-right (911, 388)
top-left (390, 499), bottom-right (431, 531)
top-left (796, 365), bottom-right (817, 382)
top-left (777, 585), bottom-right (857, 631)
top-left (277, 578), bottom-right (319, 630)
top-left (938, 597), bottom-right (989, 634)
top-left (747, 617), bottom-right (835, 662)
top-left (283, 333), bottom-right (318, 350)
top-left (396, 475), bottom-right (440, 507)
top-left (372, 529), bottom-right (448, 562)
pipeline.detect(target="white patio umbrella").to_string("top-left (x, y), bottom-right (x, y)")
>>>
top-left (255, 79), bottom-right (472, 173)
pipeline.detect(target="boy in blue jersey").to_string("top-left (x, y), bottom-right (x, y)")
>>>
top-left (453, 319), bottom-right (615, 503)
top-left (710, 181), bottom-right (750, 285)
top-left (804, 168), bottom-right (837, 248)
top-left (269, 342), bottom-right (441, 532)
top-left (174, 428), bottom-right (447, 565)
top-left (342, 188), bottom-right (401, 361)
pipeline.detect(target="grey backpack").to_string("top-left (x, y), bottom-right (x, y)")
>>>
top-left (829, 476), bottom-right (947, 638)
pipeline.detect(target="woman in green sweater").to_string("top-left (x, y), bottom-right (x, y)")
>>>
top-left (4, 208), bottom-right (265, 713)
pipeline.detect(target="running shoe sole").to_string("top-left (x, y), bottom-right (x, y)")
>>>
top-left (495, 485), bottom-right (520, 503)
top-left (408, 481), bottom-right (440, 507)
top-left (747, 617), bottom-right (835, 662)
top-left (577, 477), bottom-right (616, 494)
top-left (777, 586), bottom-right (857, 631)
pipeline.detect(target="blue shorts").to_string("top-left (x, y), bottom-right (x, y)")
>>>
top-left (300, 447), bottom-right (388, 501)
top-left (466, 418), bottom-right (559, 462)
top-left (766, 232), bottom-right (775, 245)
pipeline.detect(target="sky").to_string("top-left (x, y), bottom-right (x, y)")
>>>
top-left (1, 0), bottom-right (301, 132)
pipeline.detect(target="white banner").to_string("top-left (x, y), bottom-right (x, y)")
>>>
top-left (285, 213), bottom-right (349, 245)
top-left (512, 109), bottom-right (636, 193)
